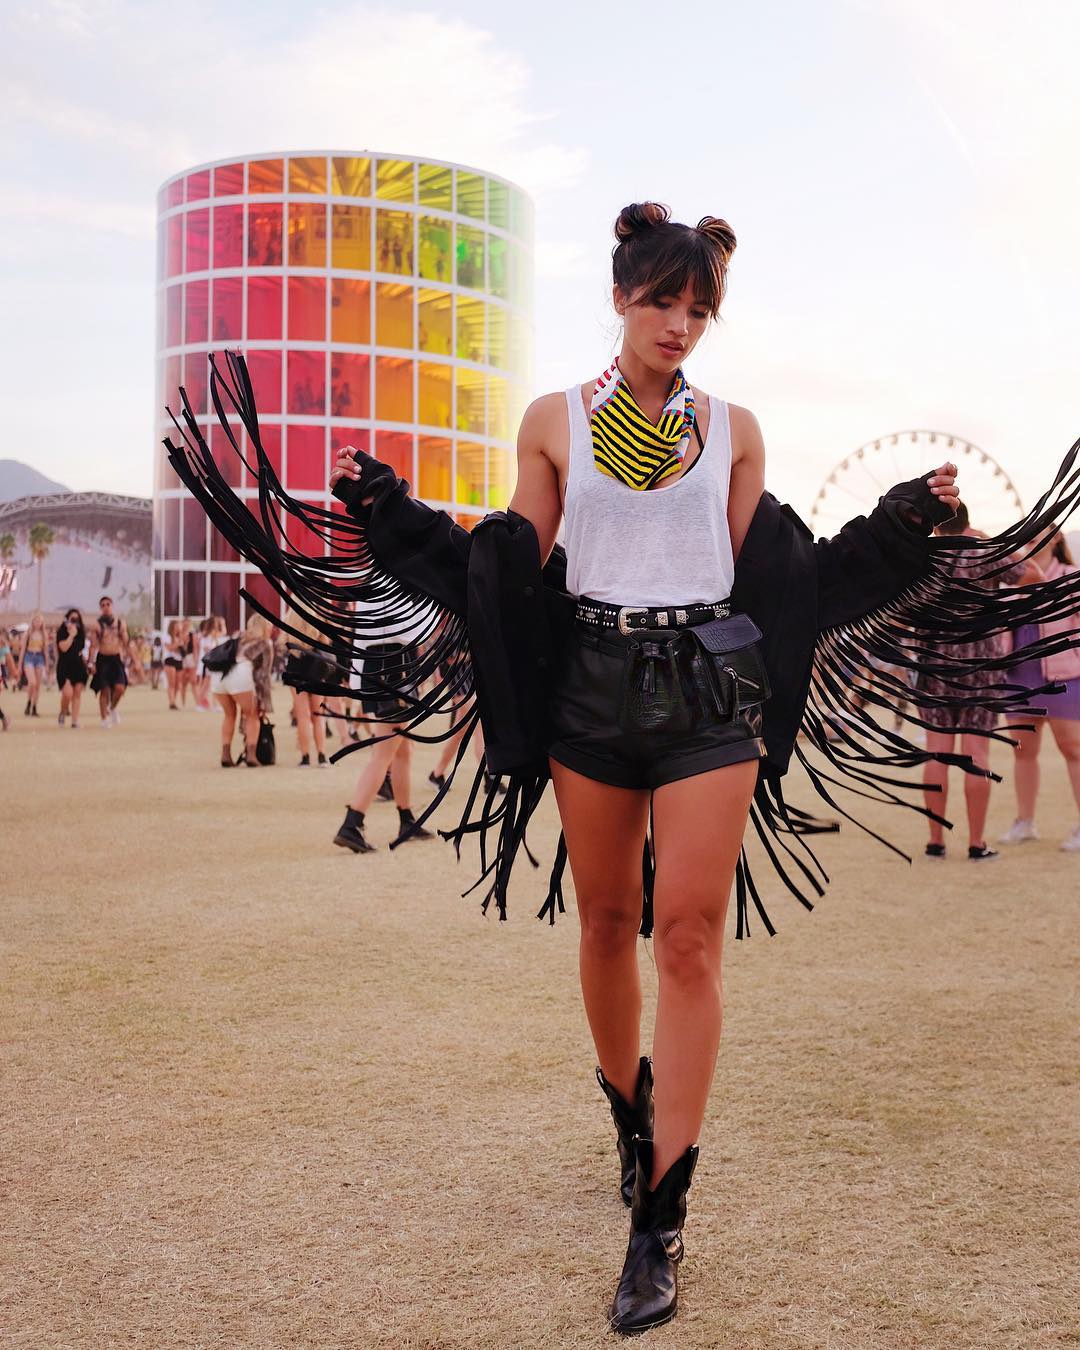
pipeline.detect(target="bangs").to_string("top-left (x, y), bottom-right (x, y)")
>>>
top-left (629, 229), bottom-right (725, 317)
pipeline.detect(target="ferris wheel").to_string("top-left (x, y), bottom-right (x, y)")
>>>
top-left (808, 430), bottom-right (1024, 539)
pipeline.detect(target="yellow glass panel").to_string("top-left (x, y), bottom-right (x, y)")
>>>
top-left (376, 159), bottom-right (415, 201)
top-left (375, 210), bottom-right (414, 275)
top-left (488, 179), bottom-right (509, 229)
top-left (487, 447), bottom-right (515, 508)
top-left (418, 163), bottom-right (452, 210)
top-left (418, 216), bottom-right (452, 283)
top-left (288, 202), bottom-right (326, 266)
top-left (487, 305), bottom-right (507, 368)
top-left (418, 436), bottom-right (452, 501)
top-left (332, 205), bottom-right (371, 269)
top-left (455, 441), bottom-right (485, 507)
top-left (376, 282), bottom-right (414, 349)
top-left (331, 278), bottom-right (371, 343)
top-left (457, 171), bottom-right (484, 219)
top-left (487, 373), bottom-right (509, 440)
top-left (289, 156), bottom-right (327, 193)
top-left (418, 362), bottom-right (452, 429)
top-left (417, 289), bottom-right (452, 356)
top-left (331, 156), bottom-right (371, 197)
top-left (455, 367), bottom-right (485, 434)
top-left (456, 224), bottom-right (485, 290)
top-left (456, 296), bottom-right (485, 363)
top-left (375, 356), bottom-right (413, 422)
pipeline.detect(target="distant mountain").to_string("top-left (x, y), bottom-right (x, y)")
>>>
top-left (0, 459), bottom-right (71, 502)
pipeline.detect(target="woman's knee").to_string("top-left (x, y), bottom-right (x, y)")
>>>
top-left (653, 912), bottom-right (722, 987)
top-left (579, 896), bottom-right (641, 956)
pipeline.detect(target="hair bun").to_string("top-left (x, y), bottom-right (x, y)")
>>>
top-left (614, 201), bottom-right (671, 243)
top-left (695, 216), bottom-right (737, 263)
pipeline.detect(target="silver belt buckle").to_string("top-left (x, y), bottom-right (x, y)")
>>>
top-left (617, 606), bottom-right (650, 635)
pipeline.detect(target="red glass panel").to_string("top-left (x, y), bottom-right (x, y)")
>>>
top-left (246, 350), bottom-right (283, 414)
top-left (287, 350), bottom-right (326, 415)
top-left (286, 424), bottom-right (326, 490)
top-left (155, 443), bottom-right (180, 492)
top-left (248, 202), bottom-right (283, 266)
top-left (156, 186), bottom-right (168, 215)
top-left (210, 423), bottom-right (241, 489)
top-left (182, 497), bottom-right (207, 560)
top-left (163, 354), bottom-right (182, 407)
top-left (375, 430), bottom-right (413, 482)
top-left (331, 426), bottom-right (370, 455)
top-left (165, 284), bottom-right (182, 347)
top-left (163, 498), bottom-right (181, 556)
top-left (288, 275), bottom-right (326, 341)
top-left (284, 512), bottom-right (326, 556)
top-left (248, 159), bottom-right (283, 193)
top-left (167, 179), bottom-right (184, 208)
top-left (167, 216), bottom-right (183, 276)
top-left (184, 352), bottom-right (208, 416)
top-left (213, 162), bottom-right (244, 196)
top-left (243, 569), bottom-right (281, 623)
top-left (161, 569), bottom-right (180, 615)
top-left (210, 524), bottom-right (239, 563)
top-left (288, 202), bottom-right (326, 266)
top-left (211, 277), bottom-right (242, 341)
top-left (186, 170), bottom-right (210, 203)
top-left (185, 280), bottom-right (208, 344)
top-left (213, 204), bottom-right (244, 268)
top-left (210, 569), bottom-right (240, 630)
top-left (157, 224), bottom-right (165, 280)
top-left (330, 352), bottom-right (370, 418)
top-left (244, 422), bottom-right (282, 486)
top-left (183, 569), bottom-right (207, 615)
top-left (185, 207), bottom-right (209, 271)
top-left (247, 275), bottom-right (282, 340)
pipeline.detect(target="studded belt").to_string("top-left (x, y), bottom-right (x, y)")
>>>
top-left (574, 596), bottom-right (732, 635)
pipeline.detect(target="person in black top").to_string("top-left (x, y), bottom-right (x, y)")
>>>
top-left (55, 608), bottom-right (88, 728)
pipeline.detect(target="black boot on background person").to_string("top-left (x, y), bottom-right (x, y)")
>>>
top-left (333, 806), bottom-right (375, 853)
top-left (393, 806), bottom-right (434, 844)
top-left (597, 1057), bottom-right (655, 1207)
top-left (377, 770), bottom-right (395, 801)
top-left (609, 1136), bottom-right (698, 1337)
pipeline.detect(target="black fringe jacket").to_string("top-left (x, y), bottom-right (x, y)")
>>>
top-left (165, 353), bottom-right (1080, 938)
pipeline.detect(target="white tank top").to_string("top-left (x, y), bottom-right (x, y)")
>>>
top-left (562, 384), bottom-right (736, 606)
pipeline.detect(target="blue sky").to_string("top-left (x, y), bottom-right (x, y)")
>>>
top-left (2, 0), bottom-right (1078, 522)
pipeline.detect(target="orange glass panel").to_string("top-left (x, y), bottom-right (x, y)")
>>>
top-left (375, 430), bottom-right (413, 480)
top-left (418, 436), bottom-right (452, 500)
top-left (375, 357), bottom-right (413, 422)
top-left (488, 236), bottom-right (509, 301)
top-left (248, 158), bottom-right (283, 193)
top-left (286, 424), bottom-right (326, 489)
top-left (455, 441), bottom-right (485, 506)
top-left (287, 350), bottom-right (326, 416)
top-left (376, 282), bottom-right (413, 349)
top-left (375, 210), bottom-right (414, 275)
top-left (289, 156), bottom-right (326, 193)
top-left (487, 448), bottom-right (514, 508)
top-left (165, 284), bottom-right (182, 347)
top-left (331, 278), bottom-right (371, 343)
top-left (248, 202), bottom-right (283, 266)
top-left (417, 289), bottom-right (452, 356)
top-left (166, 216), bottom-right (183, 276)
top-left (453, 512), bottom-right (479, 531)
top-left (211, 277), bottom-right (242, 341)
top-left (331, 205), bottom-right (371, 270)
top-left (288, 275), bottom-right (326, 341)
top-left (456, 224), bottom-right (484, 290)
top-left (455, 366), bottom-right (485, 434)
top-left (213, 204), bottom-right (244, 268)
top-left (418, 363), bottom-right (451, 430)
top-left (288, 202), bottom-right (326, 266)
top-left (213, 162), bottom-right (244, 196)
top-left (488, 373), bottom-right (509, 440)
top-left (376, 159), bottom-right (415, 202)
top-left (184, 352), bottom-right (208, 416)
top-left (247, 275), bottom-right (282, 340)
top-left (488, 305), bottom-right (507, 368)
top-left (331, 156), bottom-right (371, 197)
top-left (418, 163), bottom-right (452, 210)
top-left (418, 215), bottom-right (452, 283)
top-left (185, 280), bottom-right (208, 344)
top-left (167, 179), bottom-right (184, 208)
top-left (455, 296), bottom-right (484, 363)
top-left (330, 352), bottom-right (370, 418)
top-left (488, 180), bottom-right (509, 229)
top-left (186, 170), bottom-right (210, 203)
top-left (247, 350), bottom-right (283, 414)
top-left (185, 208), bottom-right (209, 271)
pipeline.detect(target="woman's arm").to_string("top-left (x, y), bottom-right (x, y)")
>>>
top-left (16, 631), bottom-right (27, 678)
top-left (726, 405), bottom-right (766, 562)
top-left (507, 394), bottom-right (565, 568)
top-left (57, 625), bottom-right (75, 654)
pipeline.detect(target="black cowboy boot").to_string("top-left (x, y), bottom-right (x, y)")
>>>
top-left (609, 1135), bottom-right (698, 1337)
top-left (596, 1057), bottom-right (654, 1207)
top-left (333, 806), bottom-right (376, 853)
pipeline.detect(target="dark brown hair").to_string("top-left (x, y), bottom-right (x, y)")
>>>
top-left (1048, 529), bottom-right (1075, 565)
top-left (612, 202), bottom-right (736, 318)
top-left (936, 500), bottom-right (970, 535)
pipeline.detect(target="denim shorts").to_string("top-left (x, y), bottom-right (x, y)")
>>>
top-left (24, 651), bottom-right (46, 669)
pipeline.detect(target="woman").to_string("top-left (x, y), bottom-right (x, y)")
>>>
top-left (211, 613), bottom-right (274, 767)
top-left (1000, 529), bottom-right (1080, 851)
top-left (17, 612), bottom-right (48, 716)
top-left (281, 606), bottom-right (332, 767)
top-left (163, 619), bottom-right (183, 709)
top-left (55, 607), bottom-right (88, 728)
top-left (196, 615), bottom-right (226, 710)
top-left (178, 618), bottom-right (197, 707)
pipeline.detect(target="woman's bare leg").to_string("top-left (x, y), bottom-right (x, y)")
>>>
top-left (235, 692), bottom-right (258, 758)
top-left (648, 759), bottom-right (757, 1186)
top-left (349, 727), bottom-right (405, 811)
top-left (216, 693), bottom-right (237, 754)
top-left (1012, 722), bottom-right (1043, 821)
top-left (390, 735), bottom-right (411, 806)
top-left (1049, 718), bottom-right (1080, 813)
top-left (549, 758), bottom-right (651, 1105)
top-left (924, 730), bottom-right (955, 844)
top-left (295, 692), bottom-right (314, 758)
top-left (960, 732), bottom-right (993, 848)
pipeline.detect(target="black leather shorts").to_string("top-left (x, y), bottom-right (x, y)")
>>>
top-left (546, 616), bottom-right (766, 791)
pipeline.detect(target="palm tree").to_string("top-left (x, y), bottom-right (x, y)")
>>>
top-left (28, 523), bottom-right (55, 611)
top-left (0, 532), bottom-right (14, 608)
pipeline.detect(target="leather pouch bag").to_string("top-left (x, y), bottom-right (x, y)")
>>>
top-left (687, 613), bottom-right (771, 719)
top-left (617, 633), bottom-right (695, 734)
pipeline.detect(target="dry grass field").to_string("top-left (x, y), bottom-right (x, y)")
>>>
top-left (2, 685), bottom-right (1078, 1349)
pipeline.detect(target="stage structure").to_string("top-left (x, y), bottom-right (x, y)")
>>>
top-left (154, 151), bottom-right (535, 629)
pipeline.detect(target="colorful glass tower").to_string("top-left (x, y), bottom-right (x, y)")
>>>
top-left (153, 151), bottom-right (534, 629)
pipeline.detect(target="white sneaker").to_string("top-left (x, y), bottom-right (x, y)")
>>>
top-left (110, 708), bottom-right (121, 727)
top-left (100, 716), bottom-right (112, 729)
top-left (999, 818), bottom-right (1038, 845)
top-left (1060, 825), bottom-right (1080, 853)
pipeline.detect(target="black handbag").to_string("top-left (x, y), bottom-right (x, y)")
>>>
top-left (282, 646), bottom-right (338, 689)
top-left (688, 613), bottom-right (771, 716)
top-left (202, 636), bottom-right (239, 674)
top-left (255, 717), bottom-right (276, 765)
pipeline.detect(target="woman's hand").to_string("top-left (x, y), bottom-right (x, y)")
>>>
top-left (928, 461), bottom-right (960, 513)
top-left (329, 445), bottom-right (375, 507)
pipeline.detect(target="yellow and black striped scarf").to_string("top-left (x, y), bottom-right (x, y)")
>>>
top-left (590, 360), bottom-right (696, 490)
